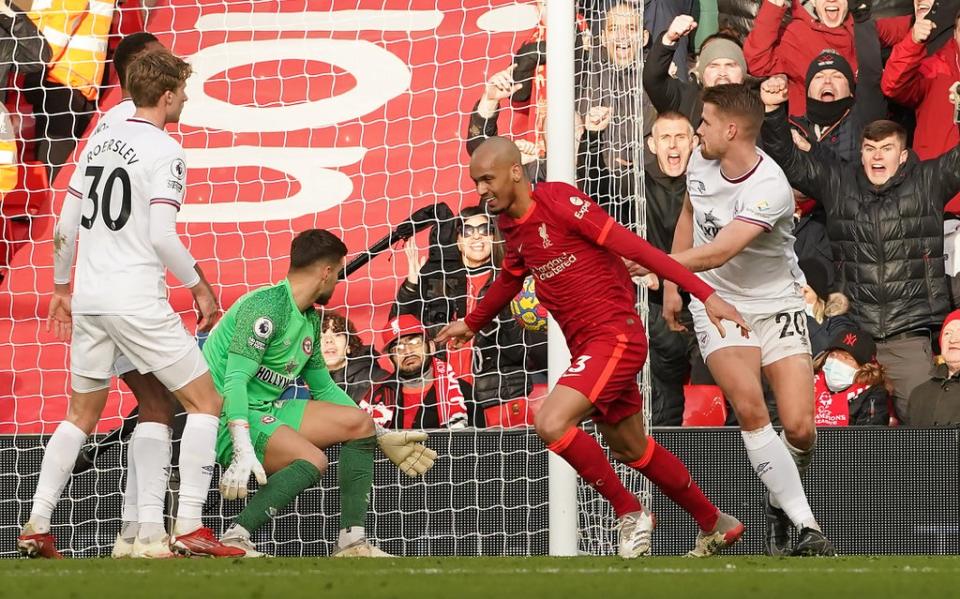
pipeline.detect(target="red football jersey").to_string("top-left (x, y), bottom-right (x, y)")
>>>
top-left (465, 182), bottom-right (714, 353)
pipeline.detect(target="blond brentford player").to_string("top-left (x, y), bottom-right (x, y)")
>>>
top-left (18, 52), bottom-right (255, 559)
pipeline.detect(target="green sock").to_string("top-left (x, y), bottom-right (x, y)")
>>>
top-left (234, 459), bottom-right (321, 534)
top-left (339, 435), bottom-right (376, 529)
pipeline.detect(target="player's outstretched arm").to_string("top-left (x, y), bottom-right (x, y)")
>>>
top-left (438, 266), bottom-right (526, 346)
top-left (597, 212), bottom-right (715, 303)
top-left (670, 219), bottom-right (766, 273)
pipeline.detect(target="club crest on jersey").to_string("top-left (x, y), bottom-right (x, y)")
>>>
top-left (171, 158), bottom-right (186, 180)
top-left (539, 223), bottom-right (552, 248)
top-left (253, 317), bottom-right (273, 339)
top-left (302, 337), bottom-right (314, 355)
top-left (697, 210), bottom-right (722, 239)
top-left (688, 179), bottom-right (706, 195)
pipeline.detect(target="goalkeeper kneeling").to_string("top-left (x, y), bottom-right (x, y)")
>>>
top-left (202, 229), bottom-right (437, 557)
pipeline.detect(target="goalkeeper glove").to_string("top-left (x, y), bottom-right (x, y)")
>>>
top-left (377, 429), bottom-right (437, 477)
top-left (220, 420), bottom-right (268, 500)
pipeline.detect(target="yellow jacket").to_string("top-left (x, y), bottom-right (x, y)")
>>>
top-left (27, 0), bottom-right (115, 101)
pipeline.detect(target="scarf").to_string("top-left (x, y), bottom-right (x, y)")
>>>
top-left (805, 96), bottom-right (853, 127)
top-left (813, 371), bottom-right (869, 426)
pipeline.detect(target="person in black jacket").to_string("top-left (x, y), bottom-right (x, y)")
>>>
top-left (393, 206), bottom-right (546, 413)
top-left (908, 309), bottom-right (960, 426)
top-left (760, 75), bottom-right (960, 423)
top-left (642, 15), bottom-right (746, 128)
top-left (318, 309), bottom-right (388, 405)
top-left (642, 111), bottom-right (709, 425)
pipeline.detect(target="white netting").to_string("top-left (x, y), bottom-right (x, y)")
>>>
top-left (0, 0), bottom-right (647, 556)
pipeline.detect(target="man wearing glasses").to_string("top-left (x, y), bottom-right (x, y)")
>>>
top-left (361, 314), bottom-right (472, 429)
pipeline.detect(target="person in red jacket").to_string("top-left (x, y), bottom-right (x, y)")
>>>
top-left (880, 9), bottom-right (960, 209)
top-left (744, 0), bottom-right (908, 115)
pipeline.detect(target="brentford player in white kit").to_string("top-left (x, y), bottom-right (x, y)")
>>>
top-left (17, 51), bottom-right (261, 559)
top-left (662, 83), bottom-right (835, 556)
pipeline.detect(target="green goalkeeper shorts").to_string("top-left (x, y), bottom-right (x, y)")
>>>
top-left (214, 399), bottom-right (309, 467)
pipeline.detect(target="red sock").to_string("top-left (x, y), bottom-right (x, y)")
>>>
top-left (547, 428), bottom-right (642, 518)
top-left (628, 437), bottom-right (720, 531)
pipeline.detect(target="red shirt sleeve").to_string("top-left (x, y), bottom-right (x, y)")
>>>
top-left (880, 35), bottom-right (929, 108)
top-left (743, 0), bottom-right (790, 77)
top-left (463, 267), bottom-right (526, 333)
top-left (552, 182), bottom-right (716, 303)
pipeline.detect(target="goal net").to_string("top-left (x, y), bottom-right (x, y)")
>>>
top-left (0, 0), bottom-right (647, 557)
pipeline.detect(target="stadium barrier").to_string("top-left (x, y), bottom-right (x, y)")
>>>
top-left (1, 426), bottom-right (957, 557)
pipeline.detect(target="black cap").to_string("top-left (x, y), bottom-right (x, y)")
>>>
top-left (805, 49), bottom-right (855, 94)
top-left (825, 329), bottom-right (876, 366)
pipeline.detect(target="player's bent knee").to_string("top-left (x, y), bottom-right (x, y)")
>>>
top-left (172, 372), bottom-right (222, 416)
top-left (783, 421), bottom-right (815, 449)
top-left (533, 409), bottom-right (570, 445)
top-left (351, 412), bottom-right (376, 439)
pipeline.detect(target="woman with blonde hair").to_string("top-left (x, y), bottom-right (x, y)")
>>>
top-left (812, 329), bottom-right (891, 427)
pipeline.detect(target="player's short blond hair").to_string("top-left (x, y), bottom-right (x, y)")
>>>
top-left (126, 51), bottom-right (192, 108)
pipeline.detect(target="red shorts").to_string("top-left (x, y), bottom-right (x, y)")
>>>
top-left (557, 333), bottom-right (648, 425)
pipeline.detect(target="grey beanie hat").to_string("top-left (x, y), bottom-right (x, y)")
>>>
top-left (696, 38), bottom-right (747, 83)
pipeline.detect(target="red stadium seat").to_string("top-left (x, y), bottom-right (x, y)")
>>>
top-left (682, 385), bottom-right (728, 427)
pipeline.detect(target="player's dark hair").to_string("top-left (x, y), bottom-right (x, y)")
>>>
top-left (290, 229), bottom-right (348, 270)
top-left (318, 309), bottom-right (363, 357)
top-left (861, 120), bottom-right (907, 148)
top-left (127, 51), bottom-right (192, 107)
top-left (114, 32), bottom-right (159, 89)
top-left (701, 82), bottom-right (763, 134)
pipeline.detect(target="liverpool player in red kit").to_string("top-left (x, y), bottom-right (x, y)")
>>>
top-left (438, 137), bottom-right (747, 557)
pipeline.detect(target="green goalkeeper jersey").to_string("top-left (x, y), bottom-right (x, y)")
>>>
top-left (202, 279), bottom-right (353, 423)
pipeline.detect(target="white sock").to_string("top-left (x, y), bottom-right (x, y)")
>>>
top-left (174, 413), bottom-right (218, 536)
top-left (338, 526), bottom-right (364, 548)
top-left (29, 421), bottom-right (88, 533)
top-left (120, 433), bottom-right (139, 538)
top-left (132, 422), bottom-right (172, 538)
top-left (741, 424), bottom-right (820, 532)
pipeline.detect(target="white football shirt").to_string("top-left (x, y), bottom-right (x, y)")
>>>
top-left (67, 115), bottom-right (188, 315)
top-left (100, 97), bottom-right (136, 128)
top-left (686, 147), bottom-right (804, 313)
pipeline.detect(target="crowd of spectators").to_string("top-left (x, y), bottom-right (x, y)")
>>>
top-left (4, 0), bottom-right (960, 429)
top-left (340, 0), bottom-right (960, 430)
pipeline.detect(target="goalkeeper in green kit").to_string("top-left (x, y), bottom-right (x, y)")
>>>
top-left (203, 229), bottom-right (437, 557)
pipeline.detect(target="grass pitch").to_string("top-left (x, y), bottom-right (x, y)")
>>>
top-left (0, 556), bottom-right (956, 599)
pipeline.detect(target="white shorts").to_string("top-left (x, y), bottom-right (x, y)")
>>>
top-left (690, 300), bottom-right (811, 367)
top-left (71, 307), bottom-right (208, 392)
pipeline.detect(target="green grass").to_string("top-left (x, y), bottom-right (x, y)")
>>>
top-left (0, 556), bottom-right (957, 599)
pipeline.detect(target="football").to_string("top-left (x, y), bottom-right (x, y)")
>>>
top-left (509, 276), bottom-right (549, 332)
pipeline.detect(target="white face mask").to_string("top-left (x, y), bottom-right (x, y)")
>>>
top-left (805, 303), bottom-right (816, 317)
top-left (823, 357), bottom-right (857, 392)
